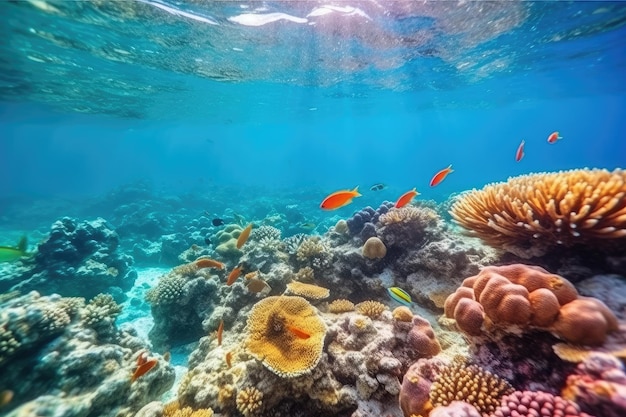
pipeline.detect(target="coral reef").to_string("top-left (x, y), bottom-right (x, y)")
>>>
top-left (449, 168), bottom-right (626, 258)
top-left (0, 217), bottom-right (136, 300)
top-left (146, 268), bottom-right (223, 350)
top-left (444, 264), bottom-right (618, 345)
top-left (0, 292), bottom-right (174, 417)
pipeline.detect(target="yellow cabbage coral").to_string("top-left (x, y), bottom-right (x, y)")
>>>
top-left (236, 387), bottom-right (263, 417)
top-left (245, 296), bottom-right (326, 378)
top-left (356, 300), bottom-right (388, 319)
top-left (430, 358), bottom-right (513, 416)
top-left (285, 281), bottom-right (330, 300)
top-left (450, 168), bottom-right (626, 258)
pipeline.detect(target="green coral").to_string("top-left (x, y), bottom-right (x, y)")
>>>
top-left (214, 224), bottom-right (244, 258)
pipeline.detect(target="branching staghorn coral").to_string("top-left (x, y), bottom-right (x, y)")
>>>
top-left (449, 168), bottom-right (626, 258)
top-left (355, 300), bottom-right (388, 319)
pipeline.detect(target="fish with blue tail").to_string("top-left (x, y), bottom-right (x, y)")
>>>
top-left (0, 236), bottom-right (29, 263)
top-left (387, 286), bottom-right (413, 307)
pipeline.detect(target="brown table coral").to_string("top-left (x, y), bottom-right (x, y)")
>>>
top-left (449, 168), bottom-right (626, 258)
top-left (244, 295), bottom-right (326, 378)
top-left (444, 264), bottom-right (618, 345)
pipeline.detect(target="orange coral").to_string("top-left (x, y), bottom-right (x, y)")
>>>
top-left (445, 264), bottom-right (618, 345)
top-left (285, 281), bottom-right (330, 300)
top-left (449, 168), bottom-right (626, 257)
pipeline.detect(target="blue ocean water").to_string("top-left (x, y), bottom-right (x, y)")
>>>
top-left (1, 1), bottom-right (626, 417)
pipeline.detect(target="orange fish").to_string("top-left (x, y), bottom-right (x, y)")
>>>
top-left (226, 266), bottom-right (243, 286)
top-left (395, 188), bottom-right (420, 208)
top-left (131, 358), bottom-right (158, 382)
top-left (547, 131), bottom-right (563, 143)
top-left (430, 165), bottom-right (453, 187)
top-left (216, 319), bottom-right (224, 346)
top-left (237, 224), bottom-right (253, 249)
top-left (136, 350), bottom-right (148, 366)
top-left (195, 258), bottom-right (225, 270)
top-left (225, 351), bottom-right (233, 368)
top-left (320, 187), bottom-right (361, 210)
top-left (286, 324), bottom-right (311, 339)
top-left (515, 140), bottom-right (525, 162)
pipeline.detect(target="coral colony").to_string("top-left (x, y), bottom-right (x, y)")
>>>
top-left (0, 168), bottom-right (625, 417)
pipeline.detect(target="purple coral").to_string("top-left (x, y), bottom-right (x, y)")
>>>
top-left (492, 390), bottom-right (593, 417)
top-left (346, 202), bottom-right (393, 236)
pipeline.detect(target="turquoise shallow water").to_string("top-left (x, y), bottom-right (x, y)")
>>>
top-left (0, 1), bottom-right (625, 417)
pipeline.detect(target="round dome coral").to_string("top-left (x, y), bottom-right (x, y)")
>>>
top-left (362, 236), bottom-right (387, 259)
top-left (245, 296), bottom-right (327, 378)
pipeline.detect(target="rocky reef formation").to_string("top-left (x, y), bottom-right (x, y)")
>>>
top-left (0, 217), bottom-right (136, 301)
top-left (0, 291), bottom-right (175, 417)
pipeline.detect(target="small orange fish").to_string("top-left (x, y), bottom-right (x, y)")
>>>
top-left (430, 165), bottom-right (453, 187)
top-left (395, 188), bottom-right (420, 208)
top-left (547, 131), bottom-right (563, 143)
top-left (515, 140), bottom-right (525, 162)
top-left (226, 266), bottom-right (243, 286)
top-left (131, 358), bottom-right (158, 382)
top-left (136, 349), bottom-right (148, 366)
top-left (320, 187), bottom-right (361, 210)
top-left (286, 324), bottom-right (311, 339)
top-left (195, 258), bottom-right (225, 270)
top-left (217, 319), bottom-right (224, 346)
top-left (225, 351), bottom-right (233, 368)
top-left (237, 224), bottom-right (253, 249)
top-left (163, 352), bottom-right (171, 362)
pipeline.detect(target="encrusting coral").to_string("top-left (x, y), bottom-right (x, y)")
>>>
top-left (449, 168), bottom-right (626, 258)
top-left (429, 358), bottom-right (514, 417)
top-left (328, 299), bottom-right (355, 313)
top-left (285, 281), bottom-right (330, 300)
top-left (444, 264), bottom-right (618, 345)
top-left (245, 296), bottom-right (327, 377)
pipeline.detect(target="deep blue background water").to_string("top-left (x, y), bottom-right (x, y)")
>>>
top-left (1, 1), bottom-right (625, 208)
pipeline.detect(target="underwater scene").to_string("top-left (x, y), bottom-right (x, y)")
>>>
top-left (1, 1), bottom-right (626, 416)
